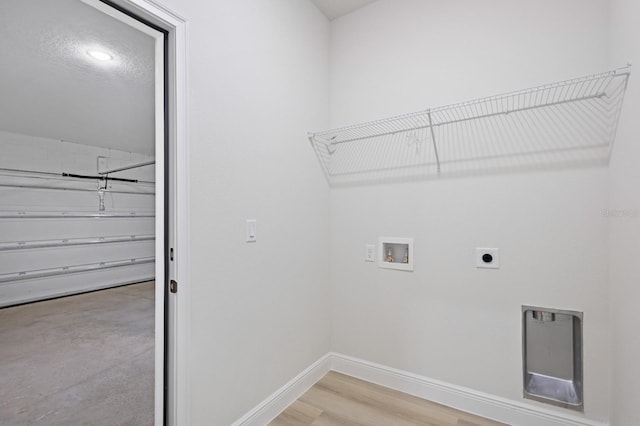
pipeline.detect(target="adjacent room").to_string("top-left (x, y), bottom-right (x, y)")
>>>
top-left (1, 0), bottom-right (639, 426)
top-left (0, 0), bottom-right (162, 424)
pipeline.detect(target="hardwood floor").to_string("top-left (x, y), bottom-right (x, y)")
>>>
top-left (270, 371), bottom-right (507, 426)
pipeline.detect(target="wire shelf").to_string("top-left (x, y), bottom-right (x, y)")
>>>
top-left (308, 67), bottom-right (631, 186)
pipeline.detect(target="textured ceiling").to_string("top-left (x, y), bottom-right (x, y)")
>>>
top-left (310, 0), bottom-right (379, 20)
top-left (0, 0), bottom-right (155, 155)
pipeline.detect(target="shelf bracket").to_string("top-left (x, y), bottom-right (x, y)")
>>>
top-left (315, 136), bottom-right (336, 155)
top-left (427, 110), bottom-right (441, 174)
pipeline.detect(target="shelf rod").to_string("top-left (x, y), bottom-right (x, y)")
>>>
top-left (0, 235), bottom-right (155, 252)
top-left (0, 257), bottom-right (155, 284)
top-left (0, 183), bottom-right (155, 195)
top-left (0, 211), bottom-right (155, 219)
top-left (98, 160), bottom-right (155, 175)
top-left (427, 110), bottom-right (441, 174)
top-left (318, 92), bottom-right (606, 146)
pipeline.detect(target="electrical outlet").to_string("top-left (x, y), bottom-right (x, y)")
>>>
top-left (476, 248), bottom-right (500, 269)
top-left (364, 244), bottom-right (376, 262)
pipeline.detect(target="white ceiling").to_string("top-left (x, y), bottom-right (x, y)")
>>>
top-left (0, 0), bottom-right (156, 156)
top-left (311, 0), bottom-right (379, 20)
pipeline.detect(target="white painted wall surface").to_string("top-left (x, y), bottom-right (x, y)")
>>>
top-left (607, 0), bottom-right (640, 424)
top-left (329, 0), bottom-right (611, 422)
top-left (329, 0), bottom-right (610, 128)
top-left (0, 130), bottom-right (155, 305)
top-left (151, 0), bottom-right (331, 424)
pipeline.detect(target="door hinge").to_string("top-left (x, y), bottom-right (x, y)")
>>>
top-left (170, 247), bottom-right (174, 261)
top-left (170, 279), bottom-right (178, 293)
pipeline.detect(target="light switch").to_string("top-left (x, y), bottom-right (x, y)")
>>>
top-left (246, 219), bottom-right (257, 242)
top-left (364, 244), bottom-right (376, 262)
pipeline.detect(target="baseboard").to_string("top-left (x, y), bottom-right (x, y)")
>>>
top-left (231, 353), bottom-right (332, 426)
top-left (232, 352), bottom-right (608, 426)
top-left (330, 353), bottom-right (608, 426)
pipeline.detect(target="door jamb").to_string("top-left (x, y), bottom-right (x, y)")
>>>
top-left (89, 2), bottom-right (190, 425)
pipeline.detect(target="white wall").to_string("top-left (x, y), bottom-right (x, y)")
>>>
top-left (607, 0), bottom-right (640, 424)
top-left (0, 130), bottom-right (155, 305)
top-left (329, 0), bottom-right (610, 127)
top-left (329, 0), bottom-right (611, 422)
top-left (156, 0), bottom-right (331, 424)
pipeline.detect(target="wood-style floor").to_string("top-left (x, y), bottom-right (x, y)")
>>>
top-left (270, 371), bottom-right (507, 426)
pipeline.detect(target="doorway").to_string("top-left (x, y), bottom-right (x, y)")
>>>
top-left (0, 0), bottom-right (176, 424)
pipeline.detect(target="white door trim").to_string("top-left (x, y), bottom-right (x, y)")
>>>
top-left (86, 1), bottom-right (189, 425)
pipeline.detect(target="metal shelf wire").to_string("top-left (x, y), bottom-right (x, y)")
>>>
top-left (308, 67), bottom-right (631, 186)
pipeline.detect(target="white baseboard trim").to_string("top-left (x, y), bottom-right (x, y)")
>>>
top-left (330, 352), bottom-right (608, 426)
top-left (231, 353), bottom-right (332, 426)
top-left (232, 352), bottom-right (608, 426)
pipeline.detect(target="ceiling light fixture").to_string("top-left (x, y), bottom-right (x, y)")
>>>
top-left (87, 49), bottom-right (113, 61)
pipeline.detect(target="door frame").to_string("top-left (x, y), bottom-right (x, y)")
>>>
top-left (86, 1), bottom-right (189, 425)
